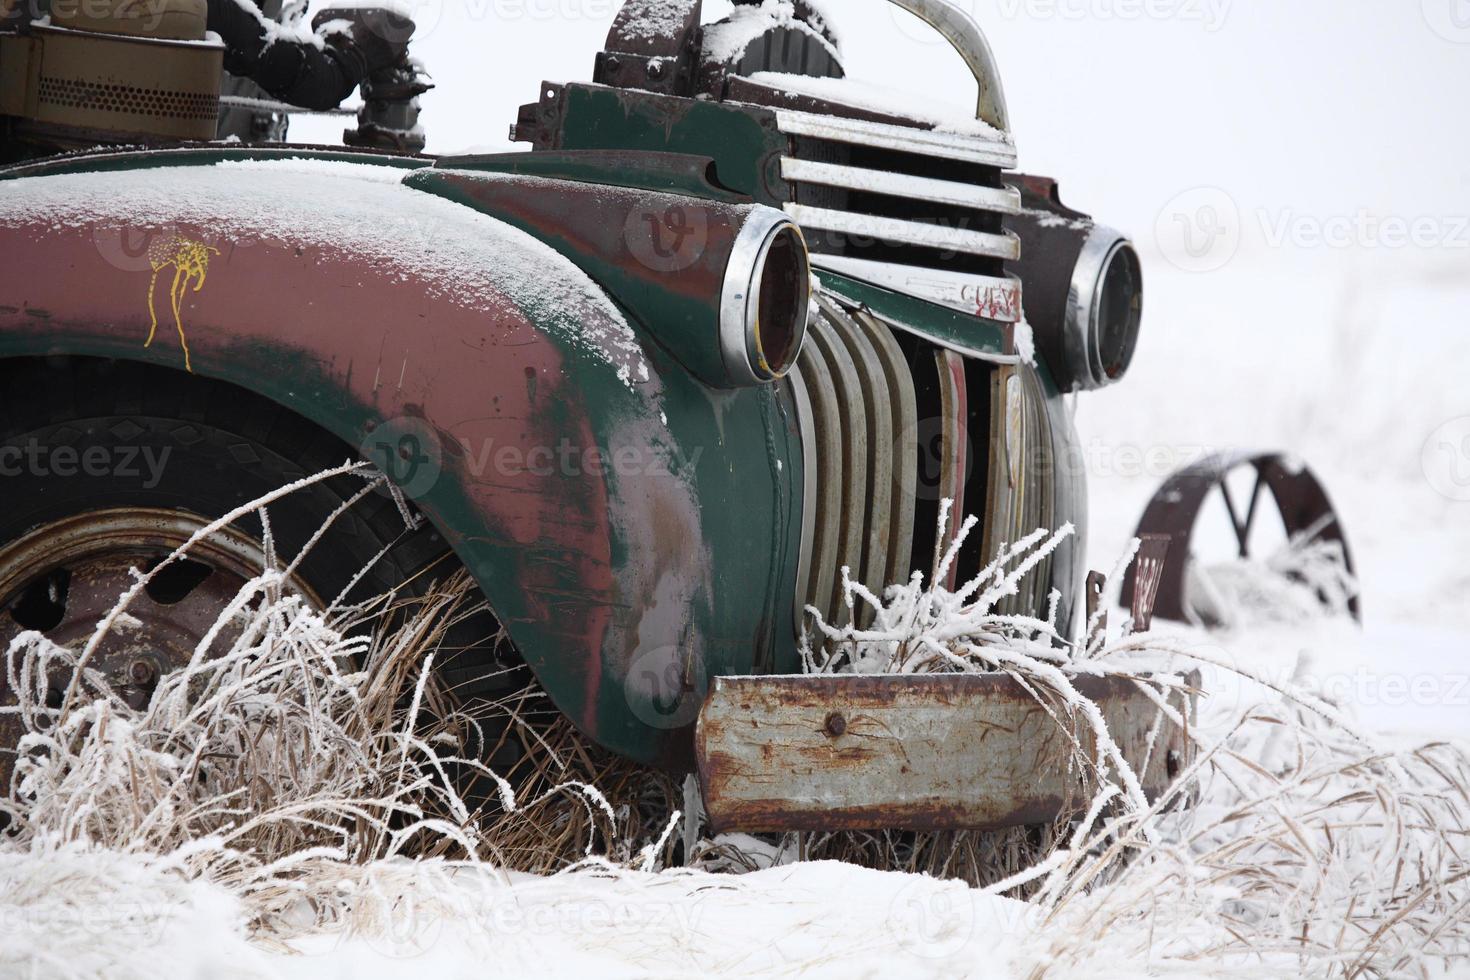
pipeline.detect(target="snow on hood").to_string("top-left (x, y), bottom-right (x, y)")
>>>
top-left (745, 71), bottom-right (1012, 141)
top-left (0, 157), bottom-right (650, 389)
top-left (702, 1), bottom-right (842, 67)
top-left (617, 0), bottom-right (696, 42)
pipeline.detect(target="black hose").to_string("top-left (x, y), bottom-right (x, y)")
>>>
top-left (207, 0), bottom-right (408, 111)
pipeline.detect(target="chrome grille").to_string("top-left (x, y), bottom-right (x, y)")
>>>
top-left (792, 292), bottom-right (1058, 638)
top-left (790, 292), bottom-right (918, 630)
top-left (777, 110), bottom-right (1024, 322)
top-left (980, 364), bottom-right (1057, 617)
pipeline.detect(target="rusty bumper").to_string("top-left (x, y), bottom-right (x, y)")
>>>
top-left (695, 672), bottom-right (1195, 833)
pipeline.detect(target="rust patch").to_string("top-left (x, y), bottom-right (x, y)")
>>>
top-left (696, 672), bottom-right (1198, 833)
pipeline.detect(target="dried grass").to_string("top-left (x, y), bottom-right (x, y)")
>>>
top-left (3, 477), bottom-right (1466, 977)
top-left (796, 502), bottom-right (1470, 976)
top-left (0, 464), bottom-right (678, 950)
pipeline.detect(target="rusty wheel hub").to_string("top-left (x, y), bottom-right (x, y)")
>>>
top-left (0, 509), bottom-right (317, 790)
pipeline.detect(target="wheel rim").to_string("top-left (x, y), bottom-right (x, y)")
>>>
top-left (0, 508), bottom-right (320, 793)
top-left (1124, 452), bottom-right (1360, 627)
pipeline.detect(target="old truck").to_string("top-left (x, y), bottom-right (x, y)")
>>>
top-left (0, 0), bottom-right (1354, 831)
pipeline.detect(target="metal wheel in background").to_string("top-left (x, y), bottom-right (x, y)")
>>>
top-left (1123, 452), bottom-right (1361, 628)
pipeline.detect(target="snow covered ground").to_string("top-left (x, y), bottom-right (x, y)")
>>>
top-left (7, 4), bottom-right (1469, 978)
top-left (6, 243), bottom-right (1462, 980)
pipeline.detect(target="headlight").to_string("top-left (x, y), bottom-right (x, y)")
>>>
top-left (1005, 177), bottom-right (1145, 393)
top-left (1068, 227), bottom-right (1143, 389)
top-left (720, 209), bottom-right (813, 385)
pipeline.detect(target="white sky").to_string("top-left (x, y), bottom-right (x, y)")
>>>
top-left (291, 0), bottom-right (1470, 258)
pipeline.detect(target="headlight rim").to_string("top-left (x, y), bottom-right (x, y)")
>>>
top-left (719, 208), bottom-right (813, 387)
top-left (1065, 224), bottom-right (1143, 391)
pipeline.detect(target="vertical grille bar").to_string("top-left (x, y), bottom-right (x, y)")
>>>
top-left (790, 291), bottom-right (921, 640)
top-left (982, 364), bottom-right (1056, 616)
top-left (817, 296), bottom-right (893, 610)
top-left (852, 310), bottom-right (918, 591)
top-left (935, 350), bottom-right (969, 591)
top-left (806, 316), bottom-right (869, 626)
top-left (792, 330), bottom-right (844, 630)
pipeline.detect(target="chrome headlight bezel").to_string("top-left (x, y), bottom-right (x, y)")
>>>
top-left (1065, 225), bottom-right (1143, 390)
top-left (719, 208), bottom-right (813, 386)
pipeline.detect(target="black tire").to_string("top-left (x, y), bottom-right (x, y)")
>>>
top-left (0, 357), bottom-right (439, 600)
top-left (0, 356), bottom-right (522, 700)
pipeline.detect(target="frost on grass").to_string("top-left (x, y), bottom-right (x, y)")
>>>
top-left (1185, 521), bottom-right (1360, 629)
top-left (3, 481), bottom-right (1467, 976)
top-left (0, 466), bottom-right (679, 967)
top-left (797, 502), bottom-right (1470, 976)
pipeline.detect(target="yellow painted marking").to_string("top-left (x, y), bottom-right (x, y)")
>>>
top-left (144, 236), bottom-right (219, 372)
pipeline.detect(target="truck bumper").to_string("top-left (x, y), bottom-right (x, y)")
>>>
top-left (695, 672), bottom-right (1195, 833)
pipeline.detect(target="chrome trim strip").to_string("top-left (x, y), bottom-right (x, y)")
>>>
top-left (983, 364), bottom-right (1057, 617)
top-left (935, 349), bottom-right (969, 592)
top-left (807, 317), bottom-right (870, 627)
top-left (885, 0), bottom-right (1010, 132)
top-left (795, 327), bottom-right (844, 631)
top-left (784, 204), bottom-right (1021, 261)
top-left (809, 254), bottom-right (1023, 323)
top-left (775, 110), bottom-right (1017, 168)
top-left (851, 309), bottom-right (919, 590)
top-left (818, 296), bottom-right (894, 612)
top-left (786, 367), bottom-right (820, 639)
top-left (781, 158), bottom-right (1021, 213)
top-left (816, 284), bottom-right (1024, 366)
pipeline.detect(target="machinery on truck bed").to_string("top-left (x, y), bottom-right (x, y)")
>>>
top-left (0, 0), bottom-right (1356, 831)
